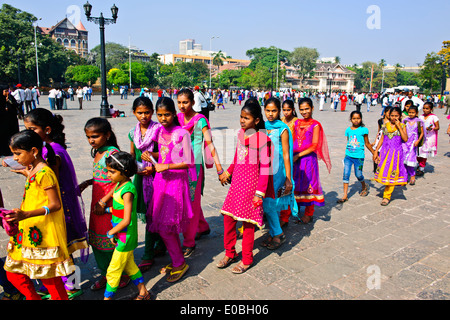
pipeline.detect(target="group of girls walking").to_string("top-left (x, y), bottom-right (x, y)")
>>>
top-left (0, 89), bottom-right (441, 300)
top-left (337, 100), bottom-right (440, 206)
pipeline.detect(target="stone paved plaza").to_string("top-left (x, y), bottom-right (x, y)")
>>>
top-left (1, 94), bottom-right (449, 300)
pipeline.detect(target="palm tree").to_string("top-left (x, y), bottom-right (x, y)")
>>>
top-left (213, 50), bottom-right (225, 70)
top-left (212, 50), bottom-right (226, 88)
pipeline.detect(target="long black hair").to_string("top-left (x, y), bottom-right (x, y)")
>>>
top-left (242, 98), bottom-right (265, 131)
top-left (84, 118), bottom-right (120, 158)
top-left (9, 130), bottom-right (56, 166)
top-left (24, 108), bottom-right (67, 149)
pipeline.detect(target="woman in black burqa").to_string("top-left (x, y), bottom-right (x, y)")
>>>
top-left (0, 85), bottom-right (23, 156)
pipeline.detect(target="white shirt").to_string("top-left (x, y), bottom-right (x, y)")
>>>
top-left (355, 93), bottom-right (364, 104)
top-left (402, 95), bottom-right (424, 111)
top-left (193, 91), bottom-right (208, 112)
top-left (48, 89), bottom-right (57, 99)
top-left (12, 90), bottom-right (22, 103)
top-left (24, 88), bottom-right (32, 101)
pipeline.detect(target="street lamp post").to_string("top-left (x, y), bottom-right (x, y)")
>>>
top-left (83, 2), bottom-right (119, 118)
top-left (32, 18), bottom-right (42, 87)
top-left (209, 36), bottom-right (219, 89)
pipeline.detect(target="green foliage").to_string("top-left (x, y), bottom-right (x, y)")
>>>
top-left (90, 42), bottom-right (129, 72)
top-left (65, 65), bottom-right (100, 85)
top-left (350, 62), bottom-right (421, 92)
top-left (289, 47), bottom-right (320, 81)
top-left (0, 4), bottom-right (85, 86)
top-left (419, 52), bottom-right (444, 94)
top-left (107, 68), bottom-right (128, 86)
top-left (246, 46), bottom-right (290, 71)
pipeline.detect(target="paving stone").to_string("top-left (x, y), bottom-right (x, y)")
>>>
top-left (0, 95), bottom-right (448, 300)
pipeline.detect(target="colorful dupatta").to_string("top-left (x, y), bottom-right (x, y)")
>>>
top-left (293, 119), bottom-right (332, 174)
top-left (177, 112), bottom-right (214, 169)
top-left (264, 120), bottom-right (298, 216)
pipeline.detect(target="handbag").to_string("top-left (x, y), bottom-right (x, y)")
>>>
top-left (0, 208), bottom-right (19, 237)
top-left (200, 92), bottom-right (215, 111)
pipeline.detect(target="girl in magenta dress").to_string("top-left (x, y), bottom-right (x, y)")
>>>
top-left (293, 98), bottom-right (331, 224)
top-left (147, 98), bottom-right (196, 283)
top-left (176, 89), bottom-right (226, 257)
top-left (218, 99), bottom-right (274, 274)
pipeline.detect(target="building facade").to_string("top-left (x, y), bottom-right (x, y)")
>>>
top-left (38, 18), bottom-right (89, 58)
top-left (159, 53), bottom-right (249, 66)
top-left (283, 62), bottom-right (356, 92)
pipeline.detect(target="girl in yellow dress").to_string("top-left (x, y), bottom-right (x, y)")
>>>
top-left (3, 130), bottom-right (73, 300)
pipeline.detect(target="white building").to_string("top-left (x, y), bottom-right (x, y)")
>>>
top-left (178, 39), bottom-right (226, 58)
top-left (283, 62), bottom-right (356, 92)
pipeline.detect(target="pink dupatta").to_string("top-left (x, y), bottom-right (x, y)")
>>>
top-left (177, 113), bottom-right (214, 169)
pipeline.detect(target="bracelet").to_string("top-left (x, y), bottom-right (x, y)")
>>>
top-left (217, 169), bottom-right (224, 175)
top-left (98, 200), bottom-right (106, 208)
top-left (106, 231), bottom-right (114, 239)
top-left (255, 194), bottom-right (263, 199)
top-left (43, 206), bottom-right (50, 216)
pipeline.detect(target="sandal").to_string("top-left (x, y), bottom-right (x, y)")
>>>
top-left (231, 263), bottom-right (252, 274)
top-left (266, 234), bottom-right (286, 250)
top-left (138, 259), bottom-right (155, 273)
top-left (182, 246), bottom-right (196, 258)
top-left (90, 276), bottom-right (107, 291)
top-left (260, 236), bottom-right (273, 247)
top-left (296, 216), bottom-right (313, 225)
top-left (160, 263), bottom-right (173, 274)
top-left (135, 291), bottom-right (152, 300)
top-left (380, 198), bottom-right (390, 206)
top-left (66, 289), bottom-right (83, 300)
top-left (216, 256), bottom-right (238, 269)
top-left (360, 188), bottom-right (369, 197)
top-left (167, 263), bottom-right (189, 283)
top-left (337, 198), bottom-right (348, 204)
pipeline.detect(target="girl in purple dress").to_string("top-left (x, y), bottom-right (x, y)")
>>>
top-left (373, 107), bottom-right (408, 206)
top-left (23, 109), bottom-right (88, 298)
top-left (293, 98), bottom-right (331, 224)
top-left (402, 105), bottom-right (424, 185)
top-left (147, 97), bottom-right (196, 283)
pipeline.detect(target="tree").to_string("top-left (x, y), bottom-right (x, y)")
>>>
top-left (119, 61), bottom-right (149, 87)
top-left (289, 47), bottom-right (320, 85)
top-left (107, 68), bottom-right (128, 86)
top-left (419, 52), bottom-right (443, 94)
top-left (213, 50), bottom-right (225, 69)
top-left (246, 46), bottom-right (290, 70)
top-left (90, 42), bottom-right (129, 72)
top-left (65, 65), bottom-right (100, 85)
top-left (0, 4), bottom-right (85, 86)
